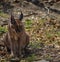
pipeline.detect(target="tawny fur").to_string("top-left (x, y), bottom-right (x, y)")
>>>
top-left (2, 19), bottom-right (29, 58)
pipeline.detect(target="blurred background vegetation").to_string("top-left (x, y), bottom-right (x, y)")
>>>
top-left (0, 0), bottom-right (60, 62)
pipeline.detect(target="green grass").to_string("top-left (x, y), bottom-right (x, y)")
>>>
top-left (26, 54), bottom-right (36, 62)
top-left (25, 19), bottom-right (32, 29)
top-left (0, 11), bottom-right (9, 18)
top-left (44, 54), bottom-right (52, 61)
top-left (0, 26), bottom-right (8, 35)
top-left (38, 19), bottom-right (46, 26)
top-left (56, 31), bottom-right (60, 36)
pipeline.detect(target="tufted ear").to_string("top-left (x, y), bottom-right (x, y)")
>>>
top-left (11, 14), bottom-right (16, 24)
top-left (19, 11), bottom-right (23, 21)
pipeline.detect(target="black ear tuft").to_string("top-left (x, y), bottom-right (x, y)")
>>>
top-left (19, 11), bottom-right (23, 21)
top-left (11, 15), bottom-right (16, 24)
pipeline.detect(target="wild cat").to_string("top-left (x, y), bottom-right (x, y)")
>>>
top-left (2, 12), bottom-right (29, 58)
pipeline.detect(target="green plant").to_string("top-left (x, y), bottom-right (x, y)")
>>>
top-left (56, 31), bottom-right (60, 36)
top-left (26, 54), bottom-right (36, 62)
top-left (44, 54), bottom-right (52, 61)
top-left (25, 19), bottom-right (32, 29)
top-left (0, 11), bottom-right (9, 18)
top-left (0, 26), bottom-right (7, 35)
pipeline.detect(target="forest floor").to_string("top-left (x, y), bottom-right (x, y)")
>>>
top-left (0, 1), bottom-right (60, 62)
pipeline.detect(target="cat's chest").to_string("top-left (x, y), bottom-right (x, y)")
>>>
top-left (10, 31), bottom-right (25, 41)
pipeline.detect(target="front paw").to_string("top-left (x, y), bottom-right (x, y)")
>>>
top-left (9, 53), bottom-right (14, 58)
